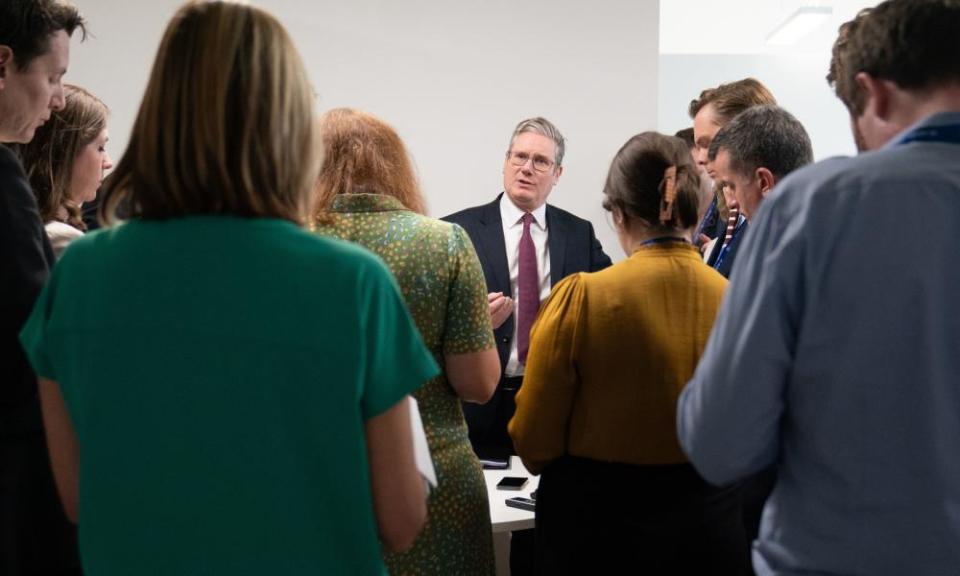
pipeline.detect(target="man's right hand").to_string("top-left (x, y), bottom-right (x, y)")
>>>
top-left (488, 292), bottom-right (514, 330)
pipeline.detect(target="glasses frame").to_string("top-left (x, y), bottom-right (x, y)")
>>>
top-left (506, 150), bottom-right (555, 173)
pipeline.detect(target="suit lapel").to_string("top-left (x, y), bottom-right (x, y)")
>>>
top-left (476, 196), bottom-right (511, 296)
top-left (546, 205), bottom-right (568, 286)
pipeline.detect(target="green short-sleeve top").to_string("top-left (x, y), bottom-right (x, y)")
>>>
top-left (20, 216), bottom-right (438, 576)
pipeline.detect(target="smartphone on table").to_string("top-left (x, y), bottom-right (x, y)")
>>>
top-left (496, 476), bottom-right (528, 490)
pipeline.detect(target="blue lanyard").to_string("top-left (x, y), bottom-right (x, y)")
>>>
top-left (713, 215), bottom-right (746, 271)
top-left (896, 123), bottom-right (960, 146)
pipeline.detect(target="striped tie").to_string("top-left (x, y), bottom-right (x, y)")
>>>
top-left (722, 204), bottom-right (740, 249)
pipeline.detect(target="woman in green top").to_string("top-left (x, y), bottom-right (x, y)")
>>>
top-left (315, 108), bottom-right (501, 575)
top-left (19, 4), bottom-right (435, 575)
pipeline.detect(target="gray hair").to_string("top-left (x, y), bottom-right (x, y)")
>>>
top-left (708, 104), bottom-right (813, 180)
top-left (507, 117), bottom-right (566, 167)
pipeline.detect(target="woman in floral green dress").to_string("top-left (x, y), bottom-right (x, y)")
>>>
top-left (314, 108), bottom-right (501, 575)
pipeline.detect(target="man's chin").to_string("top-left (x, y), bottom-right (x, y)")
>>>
top-left (12, 128), bottom-right (36, 145)
top-left (506, 190), bottom-right (538, 210)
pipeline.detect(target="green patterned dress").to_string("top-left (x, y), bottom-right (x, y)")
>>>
top-left (318, 194), bottom-right (496, 575)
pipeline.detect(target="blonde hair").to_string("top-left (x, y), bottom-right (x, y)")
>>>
top-left (99, 0), bottom-right (321, 224)
top-left (21, 84), bottom-right (107, 230)
top-left (314, 108), bottom-right (425, 221)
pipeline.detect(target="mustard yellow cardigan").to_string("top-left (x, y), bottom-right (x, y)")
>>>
top-left (509, 242), bottom-right (727, 474)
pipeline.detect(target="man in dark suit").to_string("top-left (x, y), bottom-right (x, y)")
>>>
top-left (444, 117), bottom-right (611, 461)
top-left (1, 2), bottom-right (85, 574)
top-left (689, 78), bottom-right (777, 275)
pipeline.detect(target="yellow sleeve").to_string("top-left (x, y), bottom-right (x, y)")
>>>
top-left (508, 273), bottom-right (585, 474)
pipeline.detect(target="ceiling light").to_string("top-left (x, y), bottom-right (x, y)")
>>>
top-left (766, 5), bottom-right (833, 46)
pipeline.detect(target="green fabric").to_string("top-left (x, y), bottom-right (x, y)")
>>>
top-left (20, 216), bottom-right (438, 576)
top-left (318, 194), bottom-right (496, 575)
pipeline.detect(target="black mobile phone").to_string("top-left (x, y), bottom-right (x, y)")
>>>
top-left (496, 476), bottom-right (528, 490)
top-left (505, 496), bottom-right (536, 512)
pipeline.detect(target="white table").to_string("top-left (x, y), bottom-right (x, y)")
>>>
top-left (484, 456), bottom-right (539, 575)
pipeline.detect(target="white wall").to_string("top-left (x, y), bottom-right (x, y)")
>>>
top-left (656, 0), bottom-right (883, 161)
top-left (68, 0), bottom-right (661, 261)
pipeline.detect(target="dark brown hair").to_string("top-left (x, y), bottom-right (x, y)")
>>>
top-left (98, 1), bottom-right (321, 225)
top-left (827, 0), bottom-right (960, 115)
top-left (688, 78), bottom-right (777, 123)
top-left (602, 132), bottom-right (700, 231)
top-left (708, 104), bottom-right (813, 181)
top-left (314, 108), bottom-right (425, 220)
top-left (0, 0), bottom-right (85, 70)
top-left (20, 84), bottom-right (107, 230)
top-left (674, 127), bottom-right (695, 149)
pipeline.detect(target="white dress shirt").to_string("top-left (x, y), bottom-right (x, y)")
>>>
top-left (45, 220), bottom-right (84, 259)
top-left (499, 195), bottom-right (551, 376)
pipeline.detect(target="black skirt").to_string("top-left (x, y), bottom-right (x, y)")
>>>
top-left (534, 456), bottom-right (751, 575)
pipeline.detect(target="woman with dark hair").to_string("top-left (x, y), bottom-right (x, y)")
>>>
top-left (19, 84), bottom-right (112, 257)
top-left (315, 108), bottom-right (501, 575)
top-left (19, 3), bottom-right (434, 574)
top-left (509, 132), bottom-right (750, 574)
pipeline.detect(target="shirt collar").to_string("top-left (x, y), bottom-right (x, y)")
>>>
top-left (500, 193), bottom-right (547, 231)
top-left (885, 110), bottom-right (960, 149)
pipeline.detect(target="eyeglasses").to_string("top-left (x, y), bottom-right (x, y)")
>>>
top-left (507, 151), bottom-right (555, 173)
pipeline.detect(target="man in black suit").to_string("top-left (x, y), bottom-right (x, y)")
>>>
top-left (444, 117), bottom-right (611, 461)
top-left (1, 2), bottom-right (85, 574)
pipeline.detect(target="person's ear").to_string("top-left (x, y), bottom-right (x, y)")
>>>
top-left (612, 207), bottom-right (624, 226)
top-left (0, 45), bottom-right (13, 86)
top-left (553, 164), bottom-right (563, 182)
top-left (855, 72), bottom-right (892, 122)
top-left (756, 167), bottom-right (776, 198)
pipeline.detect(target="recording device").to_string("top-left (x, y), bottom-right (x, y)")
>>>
top-left (496, 476), bottom-right (528, 490)
top-left (505, 496), bottom-right (536, 512)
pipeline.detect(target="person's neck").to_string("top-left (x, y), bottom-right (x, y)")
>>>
top-left (891, 85), bottom-right (960, 134)
top-left (624, 225), bottom-right (687, 254)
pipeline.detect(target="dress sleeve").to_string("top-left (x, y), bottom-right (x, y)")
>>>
top-left (359, 259), bottom-right (440, 420)
top-left (508, 273), bottom-right (586, 474)
top-left (441, 224), bottom-right (495, 356)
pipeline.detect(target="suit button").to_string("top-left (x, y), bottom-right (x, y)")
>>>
top-left (501, 337), bottom-right (509, 343)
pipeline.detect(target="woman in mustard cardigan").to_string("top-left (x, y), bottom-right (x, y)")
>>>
top-left (509, 132), bottom-right (750, 575)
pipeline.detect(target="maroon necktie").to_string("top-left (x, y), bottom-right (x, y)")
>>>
top-left (517, 212), bottom-right (540, 364)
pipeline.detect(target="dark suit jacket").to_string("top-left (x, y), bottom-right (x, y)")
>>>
top-left (0, 143), bottom-right (80, 573)
top-left (0, 143), bottom-right (55, 436)
top-left (443, 194), bottom-right (611, 457)
top-left (705, 218), bottom-right (749, 279)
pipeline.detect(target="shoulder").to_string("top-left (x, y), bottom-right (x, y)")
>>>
top-left (0, 145), bottom-right (30, 203)
top-left (0, 143), bottom-right (22, 171)
top-left (45, 221), bottom-right (84, 240)
top-left (404, 211), bottom-right (462, 239)
top-left (297, 226), bottom-right (390, 278)
top-left (767, 150), bottom-right (910, 215)
top-left (45, 222), bottom-right (84, 256)
top-left (545, 203), bottom-right (597, 233)
top-left (545, 271), bottom-right (587, 306)
top-left (395, 212), bottom-right (476, 256)
top-left (442, 197), bottom-right (499, 225)
top-left (691, 256), bottom-right (729, 294)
